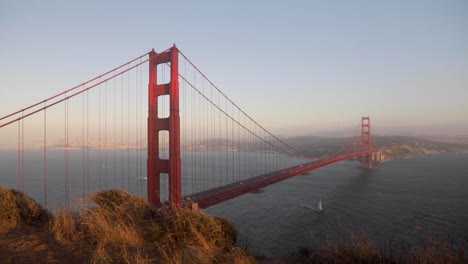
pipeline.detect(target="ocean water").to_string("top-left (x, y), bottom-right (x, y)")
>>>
top-left (1, 150), bottom-right (467, 256)
top-left (207, 152), bottom-right (468, 256)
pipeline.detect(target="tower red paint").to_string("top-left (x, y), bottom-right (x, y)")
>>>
top-left (361, 116), bottom-right (372, 169)
top-left (147, 46), bottom-right (182, 207)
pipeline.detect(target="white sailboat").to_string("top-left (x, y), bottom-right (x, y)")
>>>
top-left (316, 199), bottom-right (324, 213)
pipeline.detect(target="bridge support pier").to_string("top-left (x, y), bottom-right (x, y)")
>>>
top-left (147, 46), bottom-right (182, 208)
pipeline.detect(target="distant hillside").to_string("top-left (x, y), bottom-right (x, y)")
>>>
top-left (284, 136), bottom-right (351, 157)
top-left (193, 135), bottom-right (467, 160)
top-left (285, 135), bottom-right (468, 160)
top-left (374, 135), bottom-right (468, 160)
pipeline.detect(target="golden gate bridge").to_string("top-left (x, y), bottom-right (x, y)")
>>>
top-left (0, 45), bottom-right (382, 210)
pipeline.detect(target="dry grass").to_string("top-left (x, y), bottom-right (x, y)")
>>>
top-left (406, 237), bottom-right (465, 264)
top-left (156, 208), bottom-right (253, 264)
top-left (291, 232), bottom-right (466, 264)
top-left (0, 186), bottom-right (50, 231)
top-left (51, 209), bottom-right (85, 241)
top-left (0, 187), bottom-right (254, 264)
top-left (79, 190), bottom-right (158, 263)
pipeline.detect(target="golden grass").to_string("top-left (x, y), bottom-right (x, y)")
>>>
top-left (0, 187), bottom-right (254, 264)
top-left (51, 209), bottom-right (85, 241)
top-left (155, 209), bottom-right (253, 264)
top-left (0, 186), bottom-right (50, 231)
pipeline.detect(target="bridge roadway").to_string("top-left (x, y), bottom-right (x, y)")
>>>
top-left (184, 150), bottom-right (373, 209)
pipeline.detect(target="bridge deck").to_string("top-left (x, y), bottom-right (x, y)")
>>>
top-left (184, 150), bottom-right (373, 209)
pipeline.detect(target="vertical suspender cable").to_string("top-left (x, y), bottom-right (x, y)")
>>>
top-left (264, 130), bottom-right (267, 173)
top-left (244, 114), bottom-right (246, 179)
top-left (67, 99), bottom-right (70, 207)
top-left (86, 85), bottom-right (90, 198)
top-left (269, 134), bottom-right (272, 170)
top-left (21, 114), bottom-right (24, 191)
top-left (257, 125), bottom-right (259, 173)
top-left (238, 110), bottom-right (240, 179)
top-left (218, 91), bottom-right (221, 187)
top-left (197, 71), bottom-right (201, 191)
top-left (231, 103), bottom-right (234, 182)
top-left (17, 120), bottom-right (20, 190)
top-left (183, 58), bottom-right (187, 195)
top-left (121, 72), bottom-right (124, 188)
top-left (64, 98), bottom-right (68, 207)
top-left (98, 78), bottom-right (102, 190)
top-left (43, 103), bottom-right (47, 207)
top-left (63, 100), bottom-right (66, 203)
top-left (139, 62), bottom-right (143, 196)
top-left (225, 99), bottom-right (228, 184)
top-left (206, 80), bottom-right (209, 188)
top-left (247, 117), bottom-right (249, 177)
top-left (202, 78), bottom-right (206, 190)
top-left (82, 86), bottom-right (85, 200)
top-left (104, 81), bottom-right (108, 188)
top-left (113, 73), bottom-right (116, 188)
top-left (211, 84), bottom-right (214, 188)
top-left (127, 69), bottom-right (130, 190)
top-left (194, 67), bottom-right (197, 191)
top-left (18, 115), bottom-right (23, 191)
top-left (191, 71), bottom-right (195, 192)
top-left (202, 78), bottom-right (205, 189)
top-left (135, 65), bottom-right (139, 195)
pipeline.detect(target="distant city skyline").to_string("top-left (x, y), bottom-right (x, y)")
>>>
top-left (1, 1), bottom-right (467, 142)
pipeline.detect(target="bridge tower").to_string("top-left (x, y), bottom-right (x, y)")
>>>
top-left (147, 46), bottom-right (182, 207)
top-left (361, 116), bottom-right (372, 169)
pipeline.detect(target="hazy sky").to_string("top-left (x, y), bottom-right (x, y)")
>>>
top-left (1, 0), bottom-right (467, 137)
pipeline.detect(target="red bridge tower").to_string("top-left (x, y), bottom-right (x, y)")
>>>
top-left (147, 46), bottom-right (182, 207)
top-left (361, 116), bottom-right (372, 169)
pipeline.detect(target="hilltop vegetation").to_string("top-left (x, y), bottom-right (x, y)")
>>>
top-left (0, 186), bottom-right (254, 264)
top-left (288, 232), bottom-right (465, 264)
